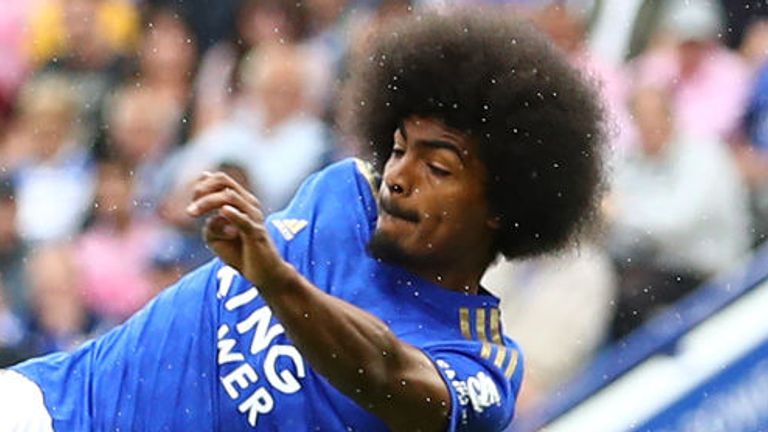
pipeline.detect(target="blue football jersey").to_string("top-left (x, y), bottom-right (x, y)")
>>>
top-left (13, 158), bottom-right (523, 431)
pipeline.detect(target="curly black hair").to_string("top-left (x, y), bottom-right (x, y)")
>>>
top-left (344, 9), bottom-right (605, 260)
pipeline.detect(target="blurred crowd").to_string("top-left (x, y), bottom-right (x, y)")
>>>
top-left (1, 0), bottom-right (767, 419)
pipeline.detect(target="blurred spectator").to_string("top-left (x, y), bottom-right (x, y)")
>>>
top-left (12, 75), bottom-right (95, 243)
top-left (173, 44), bottom-right (332, 213)
top-left (482, 243), bottom-right (616, 412)
top-left (737, 55), bottom-right (768, 246)
top-left (144, 0), bottom-right (240, 53)
top-left (194, 0), bottom-right (312, 132)
top-left (0, 113), bottom-right (35, 175)
top-left (27, 0), bottom-right (139, 67)
top-left (533, 3), bottom-right (632, 149)
top-left (0, 0), bottom-right (33, 122)
top-left (75, 158), bottom-right (161, 323)
top-left (24, 244), bottom-right (102, 354)
top-left (0, 279), bottom-right (25, 356)
top-left (632, 0), bottom-right (751, 142)
top-left (134, 6), bottom-right (197, 141)
top-left (606, 87), bottom-right (751, 339)
top-left (146, 233), bottom-right (201, 296)
top-left (305, 0), bottom-right (356, 71)
top-left (146, 163), bottom-right (248, 294)
top-left (0, 178), bottom-right (29, 316)
top-left (304, 0), bottom-right (375, 113)
top-left (34, 0), bottom-right (134, 148)
top-left (152, 185), bottom-right (212, 274)
top-left (0, 277), bottom-right (27, 368)
top-left (105, 84), bottom-right (179, 210)
top-left (738, 18), bottom-right (768, 69)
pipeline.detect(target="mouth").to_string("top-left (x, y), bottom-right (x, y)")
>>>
top-left (379, 198), bottom-right (420, 223)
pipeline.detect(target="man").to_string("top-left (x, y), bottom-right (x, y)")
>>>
top-left (607, 86), bottom-right (749, 339)
top-left (0, 9), bottom-right (604, 431)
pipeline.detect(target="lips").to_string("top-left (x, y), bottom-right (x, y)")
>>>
top-left (379, 198), bottom-right (420, 223)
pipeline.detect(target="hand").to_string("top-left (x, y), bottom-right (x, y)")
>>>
top-left (186, 172), bottom-right (291, 288)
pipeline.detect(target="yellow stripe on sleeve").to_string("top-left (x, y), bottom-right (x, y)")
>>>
top-left (504, 350), bottom-right (520, 378)
top-left (476, 309), bottom-right (492, 359)
top-left (459, 308), bottom-right (472, 340)
top-left (493, 346), bottom-right (507, 368)
top-left (490, 308), bottom-right (503, 344)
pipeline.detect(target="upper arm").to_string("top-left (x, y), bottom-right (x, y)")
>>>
top-left (423, 341), bottom-right (523, 432)
top-left (376, 340), bottom-right (522, 432)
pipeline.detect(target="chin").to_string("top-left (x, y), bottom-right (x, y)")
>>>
top-left (366, 228), bottom-right (412, 267)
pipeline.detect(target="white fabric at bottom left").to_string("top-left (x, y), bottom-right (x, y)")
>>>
top-left (0, 370), bottom-right (54, 432)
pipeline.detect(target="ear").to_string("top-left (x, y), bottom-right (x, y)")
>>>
top-left (486, 214), bottom-right (502, 230)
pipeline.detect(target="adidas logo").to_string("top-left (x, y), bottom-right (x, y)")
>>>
top-left (271, 219), bottom-right (308, 241)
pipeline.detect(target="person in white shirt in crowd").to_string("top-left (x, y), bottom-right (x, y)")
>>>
top-left (606, 86), bottom-right (751, 339)
top-left (12, 75), bottom-right (94, 244)
top-left (171, 43), bottom-right (331, 214)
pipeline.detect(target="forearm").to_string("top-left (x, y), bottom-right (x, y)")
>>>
top-left (262, 266), bottom-right (397, 391)
top-left (258, 264), bottom-right (449, 430)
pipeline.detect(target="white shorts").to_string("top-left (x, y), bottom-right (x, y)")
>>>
top-left (0, 370), bottom-right (53, 432)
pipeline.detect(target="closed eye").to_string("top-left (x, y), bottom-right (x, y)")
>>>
top-left (428, 164), bottom-right (451, 177)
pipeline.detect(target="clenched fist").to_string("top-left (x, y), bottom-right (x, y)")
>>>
top-left (186, 171), bottom-right (293, 289)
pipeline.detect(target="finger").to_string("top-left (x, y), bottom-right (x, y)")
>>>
top-left (220, 204), bottom-right (259, 236)
top-left (203, 214), bottom-right (239, 241)
top-left (187, 188), bottom-right (264, 220)
top-left (191, 172), bottom-right (259, 207)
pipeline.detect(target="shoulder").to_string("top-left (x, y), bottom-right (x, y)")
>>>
top-left (421, 335), bottom-right (523, 432)
top-left (268, 157), bottom-right (379, 234)
top-left (265, 158), bottom-right (380, 265)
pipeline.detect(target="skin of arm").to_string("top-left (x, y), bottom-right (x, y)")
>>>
top-left (186, 171), bottom-right (452, 431)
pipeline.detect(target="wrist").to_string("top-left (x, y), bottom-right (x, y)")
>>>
top-left (255, 260), bottom-right (301, 296)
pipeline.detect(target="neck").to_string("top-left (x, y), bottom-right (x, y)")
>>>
top-left (406, 255), bottom-right (491, 295)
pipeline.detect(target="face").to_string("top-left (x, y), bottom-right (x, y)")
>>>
top-left (369, 117), bottom-right (496, 269)
top-left (94, 163), bottom-right (134, 219)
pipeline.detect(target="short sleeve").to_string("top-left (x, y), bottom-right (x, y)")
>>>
top-left (423, 340), bottom-right (524, 432)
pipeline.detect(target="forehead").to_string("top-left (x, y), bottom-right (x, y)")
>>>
top-left (401, 116), bottom-right (475, 156)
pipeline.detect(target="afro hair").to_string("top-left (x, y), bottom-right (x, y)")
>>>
top-left (344, 9), bottom-right (606, 260)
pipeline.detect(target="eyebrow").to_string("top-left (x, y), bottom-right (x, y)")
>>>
top-left (398, 121), bottom-right (466, 165)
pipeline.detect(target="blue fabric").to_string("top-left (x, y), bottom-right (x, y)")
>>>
top-left (13, 158), bottom-right (522, 431)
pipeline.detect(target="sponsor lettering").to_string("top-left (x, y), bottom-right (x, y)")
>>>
top-left (215, 266), bottom-right (306, 427)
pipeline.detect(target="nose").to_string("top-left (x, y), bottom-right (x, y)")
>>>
top-left (383, 154), bottom-right (412, 196)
